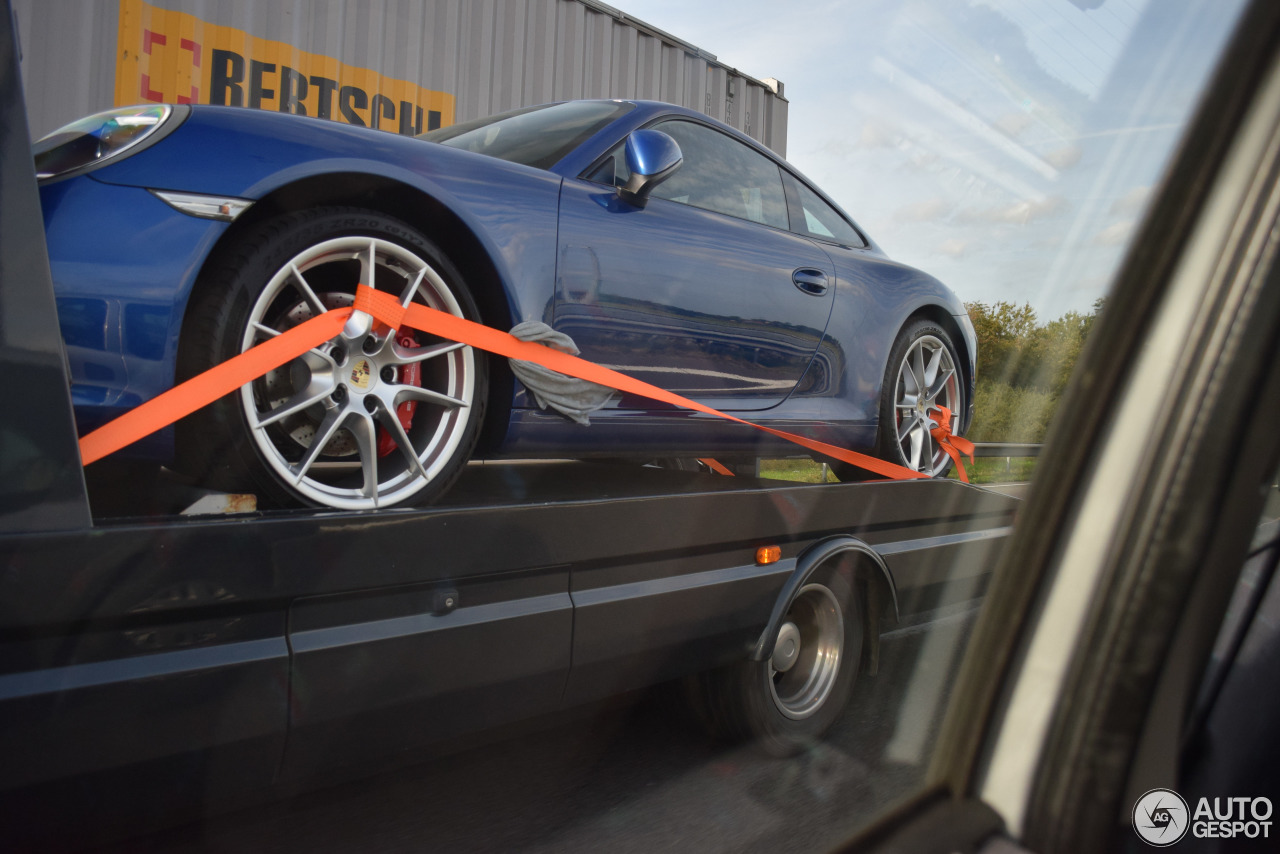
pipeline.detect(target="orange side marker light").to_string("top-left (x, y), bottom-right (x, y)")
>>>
top-left (756, 545), bottom-right (782, 566)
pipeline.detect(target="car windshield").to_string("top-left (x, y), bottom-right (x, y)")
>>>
top-left (419, 100), bottom-right (634, 169)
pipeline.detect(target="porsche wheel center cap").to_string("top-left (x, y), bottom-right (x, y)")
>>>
top-left (349, 358), bottom-right (374, 390)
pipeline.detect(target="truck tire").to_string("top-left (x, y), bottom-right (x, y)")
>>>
top-left (686, 570), bottom-right (863, 755)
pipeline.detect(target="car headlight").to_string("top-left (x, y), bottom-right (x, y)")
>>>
top-left (33, 105), bottom-right (186, 181)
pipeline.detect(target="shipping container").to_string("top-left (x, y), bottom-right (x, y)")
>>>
top-left (13, 0), bottom-right (788, 154)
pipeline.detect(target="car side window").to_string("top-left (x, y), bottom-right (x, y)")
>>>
top-left (583, 147), bottom-right (626, 187)
top-left (635, 120), bottom-right (789, 230)
top-left (783, 172), bottom-right (866, 248)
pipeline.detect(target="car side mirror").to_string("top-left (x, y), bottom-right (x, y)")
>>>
top-left (619, 130), bottom-right (682, 206)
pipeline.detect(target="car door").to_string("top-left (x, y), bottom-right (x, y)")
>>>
top-left (554, 118), bottom-right (836, 411)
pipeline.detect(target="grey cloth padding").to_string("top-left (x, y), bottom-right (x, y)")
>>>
top-left (509, 321), bottom-right (617, 425)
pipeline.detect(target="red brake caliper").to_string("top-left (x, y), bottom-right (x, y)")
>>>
top-left (377, 332), bottom-right (421, 457)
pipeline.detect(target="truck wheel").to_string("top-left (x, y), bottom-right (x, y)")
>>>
top-left (177, 208), bottom-right (487, 510)
top-left (687, 574), bottom-right (863, 755)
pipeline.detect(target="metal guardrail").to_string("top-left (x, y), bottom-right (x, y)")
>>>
top-left (971, 443), bottom-right (1042, 458)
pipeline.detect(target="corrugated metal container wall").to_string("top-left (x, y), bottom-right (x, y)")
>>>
top-left (13, 0), bottom-right (787, 154)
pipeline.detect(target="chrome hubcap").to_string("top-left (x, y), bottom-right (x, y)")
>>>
top-left (893, 334), bottom-right (959, 475)
top-left (771, 621), bottom-right (802, 673)
top-left (769, 584), bottom-right (844, 720)
top-left (240, 236), bottom-right (476, 510)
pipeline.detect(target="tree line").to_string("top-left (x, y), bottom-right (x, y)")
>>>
top-left (963, 298), bottom-right (1104, 443)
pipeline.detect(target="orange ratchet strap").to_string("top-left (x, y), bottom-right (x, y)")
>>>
top-left (78, 308), bottom-right (351, 466)
top-left (78, 284), bottom-right (974, 482)
top-left (930, 406), bottom-right (975, 483)
top-left (699, 458), bottom-right (735, 476)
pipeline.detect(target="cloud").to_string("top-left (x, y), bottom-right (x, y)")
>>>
top-left (904, 150), bottom-right (941, 172)
top-left (893, 197), bottom-right (952, 222)
top-left (1044, 144), bottom-right (1082, 170)
top-left (857, 118), bottom-right (901, 149)
top-left (955, 195), bottom-right (1066, 225)
top-left (1110, 185), bottom-right (1152, 216)
top-left (994, 112), bottom-right (1033, 138)
top-left (1094, 220), bottom-right (1136, 245)
top-left (1068, 273), bottom-right (1114, 293)
top-left (937, 238), bottom-right (968, 258)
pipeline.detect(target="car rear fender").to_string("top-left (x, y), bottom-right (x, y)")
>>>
top-left (902, 303), bottom-right (977, 433)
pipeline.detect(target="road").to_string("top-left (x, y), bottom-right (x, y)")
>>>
top-left (100, 602), bottom-right (982, 853)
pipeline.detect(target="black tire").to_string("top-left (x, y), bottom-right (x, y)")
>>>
top-left (685, 567), bottom-right (863, 756)
top-left (176, 207), bottom-right (487, 509)
top-left (832, 318), bottom-right (965, 482)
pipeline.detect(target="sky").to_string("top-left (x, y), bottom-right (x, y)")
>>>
top-left (616, 0), bottom-right (1246, 320)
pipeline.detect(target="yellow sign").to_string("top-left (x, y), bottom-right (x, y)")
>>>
top-left (115, 0), bottom-right (454, 135)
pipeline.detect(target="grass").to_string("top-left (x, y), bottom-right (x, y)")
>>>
top-left (757, 459), bottom-right (838, 483)
top-left (945, 455), bottom-right (1037, 484)
top-left (755, 455), bottom-right (1036, 485)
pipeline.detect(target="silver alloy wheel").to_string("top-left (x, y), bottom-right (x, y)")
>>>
top-left (892, 333), bottom-right (960, 475)
top-left (239, 236), bottom-right (476, 510)
top-left (769, 583), bottom-right (845, 720)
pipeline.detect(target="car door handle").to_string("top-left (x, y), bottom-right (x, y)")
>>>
top-left (792, 268), bottom-right (830, 296)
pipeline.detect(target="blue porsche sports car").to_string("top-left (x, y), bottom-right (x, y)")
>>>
top-left (35, 99), bottom-right (975, 509)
